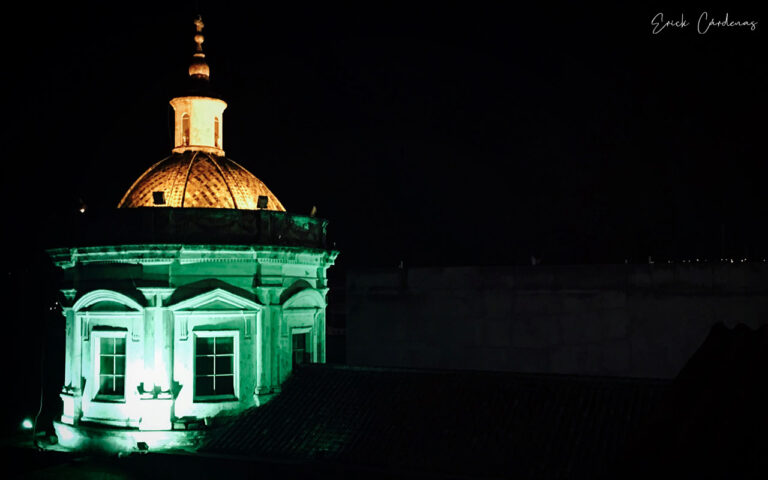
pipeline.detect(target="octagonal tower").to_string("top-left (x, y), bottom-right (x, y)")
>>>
top-left (48, 17), bottom-right (338, 452)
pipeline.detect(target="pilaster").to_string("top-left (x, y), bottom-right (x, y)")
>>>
top-left (61, 305), bottom-right (82, 424)
top-left (138, 288), bottom-right (175, 430)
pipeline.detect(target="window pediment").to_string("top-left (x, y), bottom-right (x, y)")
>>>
top-left (283, 288), bottom-right (325, 310)
top-left (73, 290), bottom-right (143, 313)
top-left (169, 288), bottom-right (262, 312)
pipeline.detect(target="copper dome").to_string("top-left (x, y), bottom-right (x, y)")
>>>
top-left (118, 151), bottom-right (286, 211)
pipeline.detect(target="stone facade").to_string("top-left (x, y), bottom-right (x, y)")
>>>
top-left (50, 239), bottom-right (337, 450)
top-left (347, 264), bottom-right (768, 379)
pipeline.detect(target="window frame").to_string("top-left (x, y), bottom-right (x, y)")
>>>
top-left (291, 326), bottom-right (314, 368)
top-left (182, 113), bottom-right (190, 146)
top-left (193, 330), bottom-right (239, 402)
top-left (92, 330), bottom-right (127, 403)
top-left (152, 191), bottom-right (166, 205)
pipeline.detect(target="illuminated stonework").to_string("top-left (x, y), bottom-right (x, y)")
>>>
top-left (171, 15), bottom-right (224, 156)
top-left (170, 96), bottom-right (227, 156)
top-left (48, 17), bottom-right (337, 453)
top-left (50, 243), bottom-right (336, 451)
top-left (118, 151), bottom-right (286, 210)
top-left (116, 14), bottom-right (285, 211)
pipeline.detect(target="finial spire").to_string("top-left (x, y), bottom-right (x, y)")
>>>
top-left (189, 15), bottom-right (210, 81)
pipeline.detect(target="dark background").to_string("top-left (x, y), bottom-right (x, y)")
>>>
top-left (1, 2), bottom-right (764, 431)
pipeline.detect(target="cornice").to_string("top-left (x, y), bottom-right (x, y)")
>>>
top-left (48, 244), bottom-right (338, 269)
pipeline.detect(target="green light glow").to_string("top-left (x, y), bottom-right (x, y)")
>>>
top-left (21, 418), bottom-right (33, 430)
top-left (49, 243), bottom-right (337, 452)
top-left (54, 422), bottom-right (78, 446)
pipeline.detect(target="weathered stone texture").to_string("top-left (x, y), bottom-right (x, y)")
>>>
top-left (348, 264), bottom-right (768, 378)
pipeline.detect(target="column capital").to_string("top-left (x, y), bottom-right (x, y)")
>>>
top-left (137, 287), bottom-right (175, 307)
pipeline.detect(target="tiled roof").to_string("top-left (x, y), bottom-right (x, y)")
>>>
top-left (203, 365), bottom-right (669, 478)
top-left (118, 151), bottom-right (285, 211)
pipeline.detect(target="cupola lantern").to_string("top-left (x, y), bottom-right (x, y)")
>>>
top-left (170, 16), bottom-right (227, 156)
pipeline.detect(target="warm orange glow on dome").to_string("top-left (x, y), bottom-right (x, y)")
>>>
top-left (118, 151), bottom-right (286, 211)
top-left (119, 17), bottom-right (285, 212)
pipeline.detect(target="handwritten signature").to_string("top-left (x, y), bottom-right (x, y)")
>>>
top-left (651, 12), bottom-right (758, 34)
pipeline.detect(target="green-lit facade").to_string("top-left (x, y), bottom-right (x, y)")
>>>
top-left (48, 18), bottom-right (338, 451)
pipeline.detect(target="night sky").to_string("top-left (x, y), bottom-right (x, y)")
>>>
top-left (0, 0), bottom-right (766, 436)
top-left (4, 2), bottom-right (766, 270)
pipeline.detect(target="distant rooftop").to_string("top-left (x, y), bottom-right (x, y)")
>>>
top-left (204, 364), bottom-right (669, 478)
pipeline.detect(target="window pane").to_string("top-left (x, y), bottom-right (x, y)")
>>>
top-left (215, 375), bottom-right (234, 395)
top-left (101, 337), bottom-right (114, 354)
top-left (114, 376), bottom-right (125, 396)
top-left (196, 356), bottom-right (214, 376)
top-left (196, 336), bottom-right (214, 355)
top-left (216, 337), bottom-right (233, 354)
top-left (194, 334), bottom-right (236, 398)
top-left (182, 114), bottom-right (190, 146)
top-left (100, 355), bottom-right (114, 375)
top-left (216, 356), bottom-right (233, 375)
top-left (115, 338), bottom-right (126, 355)
top-left (100, 375), bottom-right (115, 394)
top-left (115, 356), bottom-right (125, 375)
top-left (293, 333), bottom-right (310, 367)
top-left (196, 376), bottom-right (214, 397)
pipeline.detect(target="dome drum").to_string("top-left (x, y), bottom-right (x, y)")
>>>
top-left (58, 208), bottom-right (330, 250)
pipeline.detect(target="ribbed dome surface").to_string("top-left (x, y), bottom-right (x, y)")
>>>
top-left (118, 151), bottom-right (285, 211)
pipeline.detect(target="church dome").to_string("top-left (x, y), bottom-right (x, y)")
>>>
top-left (118, 151), bottom-right (286, 211)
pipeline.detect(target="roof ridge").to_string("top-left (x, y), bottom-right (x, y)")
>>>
top-left (217, 157), bottom-right (252, 209)
top-left (207, 154), bottom-right (240, 209)
top-left (297, 363), bottom-right (673, 384)
top-left (117, 156), bottom-right (172, 207)
top-left (227, 156), bottom-right (287, 211)
top-left (167, 151), bottom-right (193, 205)
top-left (117, 152), bottom-right (287, 211)
top-left (180, 151), bottom-right (200, 208)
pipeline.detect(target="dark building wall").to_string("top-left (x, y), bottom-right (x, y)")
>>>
top-left (346, 264), bottom-right (768, 378)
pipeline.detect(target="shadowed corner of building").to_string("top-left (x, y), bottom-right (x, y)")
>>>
top-left (615, 322), bottom-right (768, 478)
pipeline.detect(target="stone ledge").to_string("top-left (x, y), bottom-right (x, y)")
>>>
top-left (54, 421), bottom-right (209, 454)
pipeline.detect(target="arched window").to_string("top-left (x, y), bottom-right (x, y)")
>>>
top-left (182, 113), bottom-right (190, 146)
top-left (214, 117), bottom-right (220, 148)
